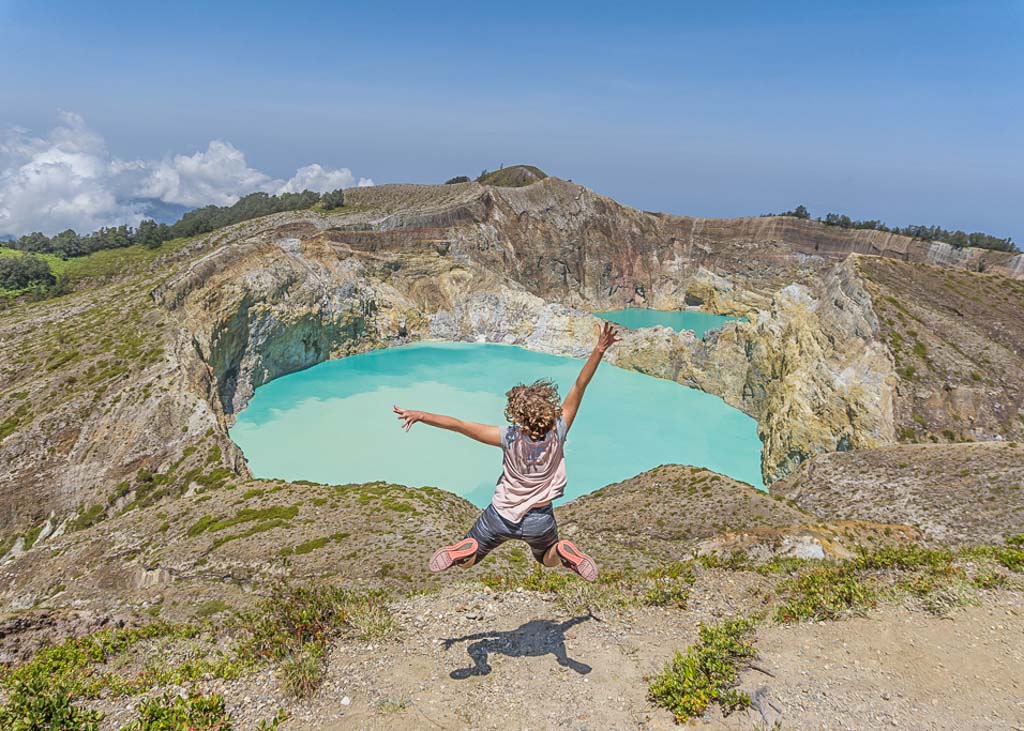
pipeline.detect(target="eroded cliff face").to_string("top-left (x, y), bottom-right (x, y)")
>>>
top-left (737, 259), bottom-right (897, 481)
top-left (606, 258), bottom-right (897, 482)
top-left (147, 178), bottom-right (1013, 491)
top-left (150, 191), bottom-right (898, 487)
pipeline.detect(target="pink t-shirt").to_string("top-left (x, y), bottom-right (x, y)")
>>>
top-left (491, 417), bottom-right (568, 523)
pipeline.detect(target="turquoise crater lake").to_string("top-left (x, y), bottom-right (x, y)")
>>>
top-left (595, 309), bottom-right (742, 337)
top-left (230, 342), bottom-right (764, 507)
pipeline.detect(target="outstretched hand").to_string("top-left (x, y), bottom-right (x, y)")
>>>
top-left (393, 405), bottom-right (424, 432)
top-left (596, 321), bottom-right (622, 353)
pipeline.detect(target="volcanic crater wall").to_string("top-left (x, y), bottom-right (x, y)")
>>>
top-left (143, 177), bottom-right (1023, 493)
top-left (3, 176), bottom-right (1021, 564)
top-left (152, 191), bottom-right (898, 487)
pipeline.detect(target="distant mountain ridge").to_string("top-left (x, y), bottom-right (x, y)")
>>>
top-left (126, 197), bottom-right (193, 225)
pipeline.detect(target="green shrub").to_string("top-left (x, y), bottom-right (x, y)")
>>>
top-left (283, 536), bottom-right (329, 556)
top-left (211, 519), bottom-right (292, 549)
top-left (639, 578), bottom-right (691, 608)
top-left (187, 514), bottom-right (219, 537)
top-left (648, 618), bottom-right (756, 722)
top-left (0, 673), bottom-right (102, 731)
top-left (207, 505), bottom-right (298, 532)
top-left (278, 644), bottom-right (324, 698)
top-left (237, 581), bottom-right (393, 697)
top-left (70, 503), bottom-right (106, 532)
top-left (195, 599), bottom-right (232, 618)
top-left (320, 189), bottom-right (345, 210)
top-left (971, 571), bottom-right (1009, 589)
top-left (994, 544), bottom-right (1024, 572)
top-left (697, 551), bottom-right (751, 571)
top-left (774, 564), bottom-right (876, 622)
top-left (0, 534), bottom-right (14, 559)
top-left (22, 524), bottom-right (43, 550)
top-left (119, 691), bottom-right (233, 731)
top-left (0, 623), bottom-right (191, 726)
top-left (854, 544), bottom-right (955, 572)
top-left (346, 601), bottom-right (399, 641)
top-left (479, 565), bottom-right (574, 593)
top-left (638, 562), bottom-right (696, 608)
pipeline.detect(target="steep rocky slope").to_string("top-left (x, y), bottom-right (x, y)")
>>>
top-left (772, 441), bottom-right (1024, 545)
top-left (858, 256), bottom-right (1024, 443)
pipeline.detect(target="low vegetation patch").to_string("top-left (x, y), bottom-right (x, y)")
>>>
top-left (775, 563), bottom-right (877, 622)
top-left (0, 672), bottom-right (103, 731)
top-left (188, 505), bottom-right (300, 548)
top-left (479, 560), bottom-right (697, 610)
top-left (22, 524), bottom-right (44, 551)
top-left (0, 581), bottom-right (395, 722)
top-left (206, 505), bottom-right (299, 533)
top-left (70, 503), bottom-right (106, 532)
top-left (279, 531), bottom-right (350, 557)
top-left (648, 618), bottom-right (756, 722)
top-left (118, 691), bottom-right (286, 731)
top-left (238, 581), bottom-right (395, 697)
top-left (962, 534), bottom-right (1024, 572)
top-left (0, 623), bottom-right (196, 728)
top-left (119, 691), bottom-right (233, 731)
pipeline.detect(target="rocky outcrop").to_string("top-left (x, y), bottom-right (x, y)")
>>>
top-left (699, 257), bottom-right (897, 482)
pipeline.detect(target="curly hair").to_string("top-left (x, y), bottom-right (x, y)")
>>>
top-left (504, 379), bottom-right (561, 441)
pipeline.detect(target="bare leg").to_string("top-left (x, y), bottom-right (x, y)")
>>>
top-left (541, 543), bottom-right (562, 567)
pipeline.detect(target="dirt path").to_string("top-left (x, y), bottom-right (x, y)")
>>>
top-left (727, 601), bottom-right (1024, 730)
top-left (188, 584), bottom-right (1024, 730)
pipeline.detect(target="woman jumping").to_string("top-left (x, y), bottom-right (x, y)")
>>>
top-left (392, 322), bottom-right (621, 582)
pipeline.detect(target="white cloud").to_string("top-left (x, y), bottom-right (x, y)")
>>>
top-left (277, 163), bottom-right (374, 194)
top-left (139, 140), bottom-right (274, 207)
top-left (0, 113), bottom-right (373, 237)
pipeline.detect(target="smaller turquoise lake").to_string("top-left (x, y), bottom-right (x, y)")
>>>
top-left (595, 309), bottom-right (742, 337)
top-left (230, 342), bottom-right (764, 507)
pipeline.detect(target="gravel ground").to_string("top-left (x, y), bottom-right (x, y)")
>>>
top-left (80, 578), bottom-right (1024, 730)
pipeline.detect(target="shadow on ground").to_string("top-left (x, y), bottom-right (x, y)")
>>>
top-left (442, 614), bottom-right (595, 679)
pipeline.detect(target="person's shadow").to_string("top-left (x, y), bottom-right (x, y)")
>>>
top-left (442, 614), bottom-right (595, 679)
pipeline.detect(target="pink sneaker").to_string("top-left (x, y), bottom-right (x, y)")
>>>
top-left (429, 538), bottom-right (479, 573)
top-left (556, 540), bottom-right (598, 582)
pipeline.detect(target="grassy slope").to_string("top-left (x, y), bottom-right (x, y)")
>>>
top-left (1, 236), bottom-right (202, 288)
top-left (477, 164), bottom-right (548, 187)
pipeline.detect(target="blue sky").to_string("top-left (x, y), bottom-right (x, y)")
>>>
top-left (1, 0), bottom-right (1021, 240)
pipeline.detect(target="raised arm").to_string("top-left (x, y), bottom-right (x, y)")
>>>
top-left (561, 321), bottom-right (621, 430)
top-left (393, 406), bottom-right (502, 447)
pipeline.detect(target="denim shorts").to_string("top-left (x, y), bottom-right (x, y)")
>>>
top-left (466, 504), bottom-right (559, 563)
